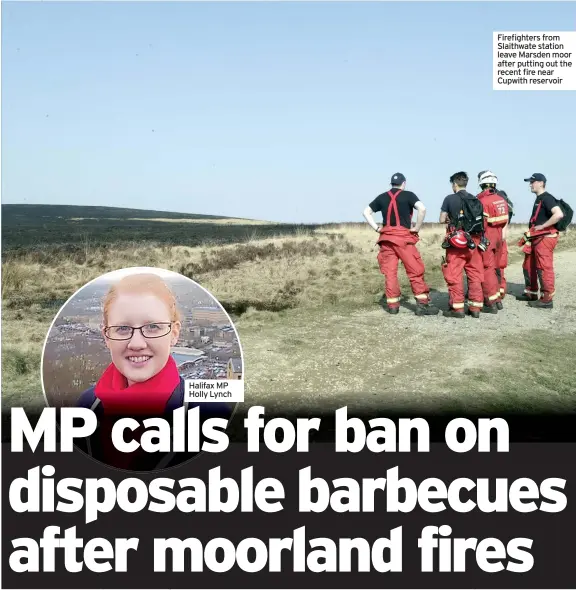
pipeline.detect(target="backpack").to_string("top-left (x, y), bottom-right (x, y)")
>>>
top-left (458, 196), bottom-right (484, 234)
top-left (531, 196), bottom-right (574, 232)
top-left (554, 198), bottom-right (573, 231)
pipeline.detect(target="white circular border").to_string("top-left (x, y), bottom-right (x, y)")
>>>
top-left (39, 265), bottom-right (244, 472)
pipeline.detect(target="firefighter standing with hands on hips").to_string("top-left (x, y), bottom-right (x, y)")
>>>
top-left (517, 173), bottom-right (564, 309)
top-left (439, 171), bottom-right (486, 318)
top-left (476, 170), bottom-right (510, 313)
top-left (363, 173), bottom-right (439, 316)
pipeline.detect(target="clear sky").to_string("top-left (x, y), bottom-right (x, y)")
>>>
top-left (2, 1), bottom-right (575, 224)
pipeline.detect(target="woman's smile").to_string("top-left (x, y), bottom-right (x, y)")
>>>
top-left (126, 355), bottom-right (153, 366)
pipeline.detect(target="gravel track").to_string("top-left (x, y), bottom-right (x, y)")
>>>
top-left (243, 250), bottom-right (576, 410)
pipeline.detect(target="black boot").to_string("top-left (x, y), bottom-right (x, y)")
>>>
top-left (443, 310), bottom-right (465, 318)
top-left (415, 303), bottom-right (440, 316)
top-left (467, 309), bottom-right (480, 318)
top-left (496, 301), bottom-right (504, 310)
top-left (481, 304), bottom-right (498, 314)
top-left (516, 293), bottom-right (538, 302)
top-left (528, 299), bottom-right (553, 309)
top-left (387, 306), bottom-right (400, 314)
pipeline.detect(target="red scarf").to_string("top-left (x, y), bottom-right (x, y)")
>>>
top-left (94, 355), bottom-right (180, 416)
top-left (93, 356), bottom-right (180, 470)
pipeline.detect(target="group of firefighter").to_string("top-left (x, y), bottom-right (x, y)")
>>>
top-left (363, 170), bottom-right (565, 318)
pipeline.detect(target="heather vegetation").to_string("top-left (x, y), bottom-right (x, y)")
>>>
top-left (2, 204), bottom-right (575, 413)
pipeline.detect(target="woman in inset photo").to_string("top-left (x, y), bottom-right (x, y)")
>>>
top-left (75, 272), bottom-right (233, 470)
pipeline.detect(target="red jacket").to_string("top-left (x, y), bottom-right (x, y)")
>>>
top-left (477, 188), bottom-right (509, 245)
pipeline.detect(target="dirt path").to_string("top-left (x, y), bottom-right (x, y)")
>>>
top-left (240, 250), bottom-right (576, 413)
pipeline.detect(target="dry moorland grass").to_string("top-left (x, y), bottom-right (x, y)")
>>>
top-left (2, 222), bottom-right (575, 410)
top-left (1, 224), bottom-right (452, 317)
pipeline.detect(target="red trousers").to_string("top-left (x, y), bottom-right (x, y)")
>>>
top-left (442, 239), bottom-right (484, 313)
top-left (496, 241), bottom-right (508, 298)
top-left (481, 242), bottom-right (503, 306)
top-left (377, 237), bottom-right (431, 308)
top-left (522, 234), bottom-right (558, 301)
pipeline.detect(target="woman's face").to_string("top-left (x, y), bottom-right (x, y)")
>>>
top-left (104, 293), bottom-right (181, 385)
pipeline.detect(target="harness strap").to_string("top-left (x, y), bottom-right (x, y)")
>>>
top-left (530, 200), bottom-right (543, 225)
top-left (386, 189), bottom-right (403, 226)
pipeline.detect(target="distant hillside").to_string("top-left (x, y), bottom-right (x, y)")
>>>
top-left (3, 203), bottom-right (557, 255)
top-left (2, 204), bottom-right (241, 223)
top-left (1, 204), bottom-right (313, 253)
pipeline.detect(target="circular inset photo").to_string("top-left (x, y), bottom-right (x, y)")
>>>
top-left (41, 267), bottom-right (242, 472)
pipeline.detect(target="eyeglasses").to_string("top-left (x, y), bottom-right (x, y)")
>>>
top-left (104, 322), bottom-right (172, 341)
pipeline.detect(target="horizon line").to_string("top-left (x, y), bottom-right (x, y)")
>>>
top-left (1, 201), bottom-right (546, 226)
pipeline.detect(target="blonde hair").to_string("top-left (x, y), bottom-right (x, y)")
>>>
top-left (103, 273), bottom-right (182, 326)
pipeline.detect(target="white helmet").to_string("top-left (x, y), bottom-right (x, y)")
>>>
top-left (478, 170), bottom-right (498, 186)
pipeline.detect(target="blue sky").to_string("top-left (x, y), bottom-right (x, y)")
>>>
top-left (2, 1), bottom-right (575, 224)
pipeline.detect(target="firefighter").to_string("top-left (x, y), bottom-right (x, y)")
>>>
top-left (363, 172), bottom-right (439, 316)
top-left (496, 192), bottom-right (513, 301)
top-left (476, 171), bottom-right (509, 313)
top-left (516, 173), bottom-right (564, 309)
top-left (439, 171), bottom-right (485, 318)
top-left (477, 170), bottom-right (514, 301)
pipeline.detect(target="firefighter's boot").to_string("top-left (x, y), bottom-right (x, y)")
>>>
top-left (415, 303), bottom-right (440, 316)
top-left (528, 299), bottom-right (553, 309)
top-left (443, 310), bottom-right (465, 319)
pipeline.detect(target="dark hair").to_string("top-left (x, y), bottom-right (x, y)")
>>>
top-left (480, 183), bottom-right (496, 190)
top-left (450, 171), bottom-right (469, 188)
top-left (391, 183), bottom-right (402, 188)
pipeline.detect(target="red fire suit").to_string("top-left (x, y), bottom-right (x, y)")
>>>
top-left (520, 228), bottom-right (558, 302)
top-left (377, 226), bottom-right (431, 309)
top-left (477, 189), bottom-right (509, 306)
top-left (442, 234), bottom-right (485, 313)
top-left (497, 240), bottom-right (508, 299)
